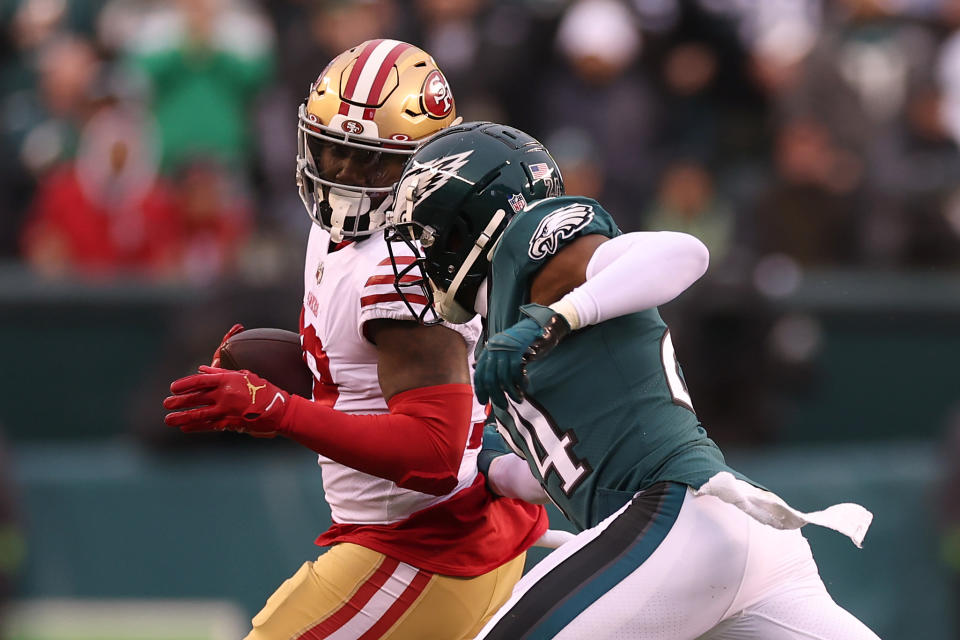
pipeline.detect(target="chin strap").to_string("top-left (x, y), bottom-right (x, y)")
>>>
top-left (436, 209), bottom-right (506, 322)
top-left (327, 189), bottom-right (369, 243)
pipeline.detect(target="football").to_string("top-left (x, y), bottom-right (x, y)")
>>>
top-left (218, 328), bottom-right (313, 398)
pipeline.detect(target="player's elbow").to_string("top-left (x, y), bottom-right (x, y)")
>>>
top-left (673, 232), bottom-right (709, 288)
top-left (398, 441), bottom-right (464, 495)
top-left (355, 443), bottom-right (462, 495)
top-left (691, 235), bottom-right (710, 279)
top-left (384, 383), bottom-right (472, 495)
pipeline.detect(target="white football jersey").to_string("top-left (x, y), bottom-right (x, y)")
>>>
top-left (301, 224), bottom-right (486, 526)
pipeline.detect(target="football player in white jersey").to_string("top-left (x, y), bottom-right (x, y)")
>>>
top-left (163, 41), bottom-right (548, 640)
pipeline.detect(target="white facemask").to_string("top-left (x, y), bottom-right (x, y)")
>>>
top-left (326, 188), bottom-right (368, 243)
top-left (324, 188), bottom-right (393, 243)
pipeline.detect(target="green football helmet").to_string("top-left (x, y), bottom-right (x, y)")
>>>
top-left (387, 122), bottom-right (564, 324)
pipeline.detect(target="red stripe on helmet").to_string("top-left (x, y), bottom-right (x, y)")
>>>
top-left (364, 42), bottom-right (413, 106)
top-left (342, 39), bottom-right (384, 102)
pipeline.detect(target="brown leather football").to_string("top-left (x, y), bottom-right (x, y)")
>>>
top-left (219, 328), bottom-right (313, 398)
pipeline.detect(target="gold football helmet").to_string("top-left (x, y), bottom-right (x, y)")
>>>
top-left (296, 39), bottom-right (458, 242)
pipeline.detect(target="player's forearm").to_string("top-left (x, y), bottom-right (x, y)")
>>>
top-left (550, 231), bottom-right (709, 329)
top-left (278, 384), bottom-right (472, 496)
top-left (487, 454), bottom-right (551, 504)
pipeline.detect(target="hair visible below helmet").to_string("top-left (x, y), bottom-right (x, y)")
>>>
top-left (296, 40), bottom-right (457, 242)
top-left (388, 122), bottom-right (564, 324)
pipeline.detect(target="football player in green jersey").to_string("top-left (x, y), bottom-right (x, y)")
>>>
top-left (386, 122), bottom-right (881, 640)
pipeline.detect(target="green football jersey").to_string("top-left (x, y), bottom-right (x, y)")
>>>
top-left (485, 196), bottom-right (756, 530)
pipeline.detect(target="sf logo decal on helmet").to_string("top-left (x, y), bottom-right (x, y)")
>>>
top-left (528, 203), bottom-right (595, 260)
top-left (295, 40), bottom-right (458, 242)
top-left (341, 120), bottom-right (365, 134)
top-left (423, 70), bottom-right (453, 118)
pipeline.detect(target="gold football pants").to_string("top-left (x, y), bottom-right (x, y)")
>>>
top-left (245, 543), bottom-right (526, 640)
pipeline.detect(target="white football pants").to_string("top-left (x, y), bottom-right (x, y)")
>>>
top-left (475, 483), bottom-right (881, 640)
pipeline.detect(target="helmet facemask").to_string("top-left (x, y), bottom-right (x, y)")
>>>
top-left (387, 172), bottom-right (507, 324)
top-left (427, 208), bottom-right (506, 324)
top-left (384, 224), bottom-right (442, 326)
top-left (295, 40), bottom-right (458, 242)
top-left (297, 104), bottom-right (415, 242)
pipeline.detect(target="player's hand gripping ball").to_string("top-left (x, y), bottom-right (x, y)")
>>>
top-left (211, 323), bottom-right (245, 367)
top-left (164, 366), bottom-right (290, 437)
top-left (474, 303), bottom-right (571, 405)
top-left (217, 327), bottom-right (313, 399)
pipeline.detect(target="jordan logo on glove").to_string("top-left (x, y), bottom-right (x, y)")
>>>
top-left (245, 376), bottom-right (267, 404)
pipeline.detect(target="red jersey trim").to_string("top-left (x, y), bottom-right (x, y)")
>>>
top-left (315, 475), bottom-right (548, 576)
top-left (365, 274), bottom-right (420, 287)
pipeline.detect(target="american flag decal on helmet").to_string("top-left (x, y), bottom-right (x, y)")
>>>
top-left (529, 163), bottom-right (552, 180)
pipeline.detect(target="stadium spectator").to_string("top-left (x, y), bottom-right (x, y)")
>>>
top-left (537, 0), bottom-right (660, 230)
top-left (0, 32), bottom-right (102, 258)
top-left (10, 33), bottom-right (100, 176)
top-left (20, 105), bottom-right (180, 279)
top-left (168, 158), bottom-right (253, 284)
top-left (750, 116), bottom-right (864, 266)
top-left (410, 0), bottom-right (551, 126)
top-left (127, 0), bottom-right (273, 174)
top-left (643, 160), bottom-right (736, 265)
top-left (545, 126), bottom-right (605, 201)
top-left (20, 105), bottom-right (250, 282)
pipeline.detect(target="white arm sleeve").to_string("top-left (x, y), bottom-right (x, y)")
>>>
top-left (487, 454), bottom-right (551, 504)
top-left (550, 231), bottom-right (709, 329)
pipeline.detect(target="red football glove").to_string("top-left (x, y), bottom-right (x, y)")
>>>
top-left (163, 365), bottom-right (289, 437)
top-left (210, 323), bottom-right (244, 367)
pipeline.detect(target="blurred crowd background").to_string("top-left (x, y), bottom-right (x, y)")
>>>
top-left (1, 0), bottom-right (959, 638)
top-left (6, 0), bottom-right (960, 283)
